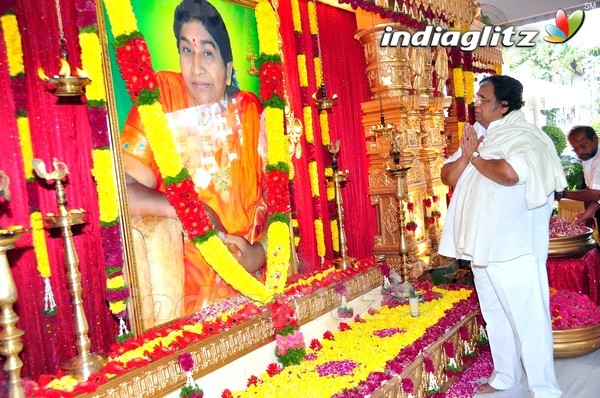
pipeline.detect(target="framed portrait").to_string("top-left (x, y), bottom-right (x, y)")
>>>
top-left (99, 0), bottom-right (267, 333)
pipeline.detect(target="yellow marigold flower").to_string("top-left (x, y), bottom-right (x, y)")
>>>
top-left (309, 161), bottom-right (319, 197)
top-left (107, 275), bottom-right (125, 290)
top-left (31, 212), bottom-right (51, 278)
top-left (109, 300), bottom-right (127, 314)
top-left (315, 218), bottom-right (325, 257)
top-left (1, 15), bottom-right (25, 76)
top-left (16, 117), bottom-right (33, 180)
top-left (331, 219), bottom-right (339, 252)
top-left (256, 0), bottom-right (280, 55)
top-left (308, 1), bottom-right (318, 35)
top-left (319, 111), bottom-right (330, 145)
top-left (314, 57), bottom-right (323, 87)
top-left (327, 185), bottom-right (335, 201)
top-left (457, 122), bottom-right (465, 141)
top-left (297, 54), bottom-right (308, 87)
top-left (291, 0), bottom-right (302, 32)
top-left (183, 323), bottom-right (203, 334)
top-left (453, 68), bottom-right (464, 98)
top-left (266, 221), bottom-right (291, 293)
top-left (265, 107), bottom-right (288, 166)
top-left (198, 236), bottom-right (273, 304)
top-left (79, 32), bottom-right (106, 102)
top-left (92, 149), bottom-right (119, 224)
top-left (464, 71), bottom-right (475, 105)
top-left (303, 106), bottom-right (314, 143)
top-left (103, 0), bottom-right (138, 36)
top-left (139, 103), bottom-right (184, 178)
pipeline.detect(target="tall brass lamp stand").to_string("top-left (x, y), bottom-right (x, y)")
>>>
top-left (0, 171), bottom-right (27, 398)
top-left (327, 141), bottom-right (355, 269)
top-left (386, 141), bottom-right (412, 284)
top-left (33, 159), bottom-right (105, 381)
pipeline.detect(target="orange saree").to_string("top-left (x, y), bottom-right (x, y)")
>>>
top-left (122, 71), bottom-right (266, 312)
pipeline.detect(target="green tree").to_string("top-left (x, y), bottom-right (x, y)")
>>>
top-left (542, 125), bottom-right (566, 155)
top-left (508, 43), bottom-right (597, 86)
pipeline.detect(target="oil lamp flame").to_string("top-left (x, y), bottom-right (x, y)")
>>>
top-left (38, 58), bottom-right (91, 97)
top-left (58, 58), bottom-right (71, 77)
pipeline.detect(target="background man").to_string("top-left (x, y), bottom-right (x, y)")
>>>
top-left (558, 126), bottom-right (600, 226)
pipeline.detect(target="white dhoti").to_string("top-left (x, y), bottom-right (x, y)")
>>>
top-left (473, 254), bottom-right (561, 397)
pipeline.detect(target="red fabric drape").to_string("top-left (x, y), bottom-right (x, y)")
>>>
top-left (278, 1), bottom-right (376, 270)
top-left (547, 247), bottom-right (600, 305)
top-left (0, 0), bottom-right (117, 381)
top-left (278, 0), bottom-right (320, 271)
top-left (317, 3), bottom-right (376, 260)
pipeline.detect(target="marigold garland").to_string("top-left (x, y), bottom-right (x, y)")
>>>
top-left (2, 7), bottom-right (56, 316)
top-left (76, 0), bottom-right (131, 339)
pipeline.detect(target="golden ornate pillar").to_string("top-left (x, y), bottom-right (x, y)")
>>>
top-left (355, 9), bottom-right (452, 274)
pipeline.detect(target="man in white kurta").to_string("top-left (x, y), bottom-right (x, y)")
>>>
top-left (438, 75), bottom-right (566, 397)
top-left (559, 126), bottom-right (600, 225)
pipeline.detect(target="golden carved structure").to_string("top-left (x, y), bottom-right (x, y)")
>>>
top-left (0, 229), bottom-right (28, 398)
top-left (84, 268), bottom-right (382, 397)
top-left (355, 14), bottom-right (453, 273)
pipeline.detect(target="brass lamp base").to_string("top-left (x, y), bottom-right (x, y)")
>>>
top-left (333, 256), bottom-right (356, 270)
top-left (62, 352), bottom-right (107, 381)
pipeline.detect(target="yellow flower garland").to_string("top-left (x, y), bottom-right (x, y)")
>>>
top-left (255, 1), bottom-right (280, 55)
top-left (297, 54), bottom-right (308, 87)
top-left (303, 106), bottom-right (314, 143)
top-left (266, 221), bottom-right (291, 294)
top-left (264, 107), bottom-right (288, 166)
top-left (291, 0), bottom-right (302, 33)
top-left (103, 0), bottom-right (137, 36)
top-left (0, 14), bottom-right (25, 75)
top-left (17, 117), bottom-right (34, 180)
top-left (314, 218), bottom-right (325, 258)
top-left (79, 32), bottom-right (106, 102)
top-left (330, 219), bottom-right (339, 252)
top-left (91, 149), bottom-right (119, 224)
top-left (453, 68), bottom-right (464, 98)
top-left (308, 161), bottom-right (319, 197)
top-left (31, 212), bottom-right (51, 278)
top-left (464, 70), bottom-right (475, 105)
top-left (319, 111), bottom-right (330, 146)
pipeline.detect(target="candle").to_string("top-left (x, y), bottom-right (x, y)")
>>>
top-left (409, 296), bottom-right (420, 317)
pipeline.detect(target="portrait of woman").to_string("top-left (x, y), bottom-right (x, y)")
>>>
top-left (106, 0), bottom-right (266, 327)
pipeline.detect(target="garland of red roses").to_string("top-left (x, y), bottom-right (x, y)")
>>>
top-left (269, 296), bottom-right (306, 367)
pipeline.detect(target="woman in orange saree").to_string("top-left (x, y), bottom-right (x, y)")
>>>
top-left (121, 0), bottom-right (267, 312)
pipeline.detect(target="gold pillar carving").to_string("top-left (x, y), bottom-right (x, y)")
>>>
top-left (355, 13), bottom-right (453, 274)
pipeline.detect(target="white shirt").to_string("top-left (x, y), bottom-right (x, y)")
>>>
top-left (438, 119), bottom-right (553, 264)
top-left (582, 148), bottom-right (600, 205)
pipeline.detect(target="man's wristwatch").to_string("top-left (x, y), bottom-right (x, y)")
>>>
top-left (470, 151), bottom-right (480, 162)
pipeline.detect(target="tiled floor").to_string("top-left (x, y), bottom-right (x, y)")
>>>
top-left (473, 349), bottom-right (600, 397)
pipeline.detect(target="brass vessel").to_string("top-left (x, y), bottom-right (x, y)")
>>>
top-left (553, 323), bottom-right (600, 358)
top-left (548, 227), bottom-right (596, 258)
